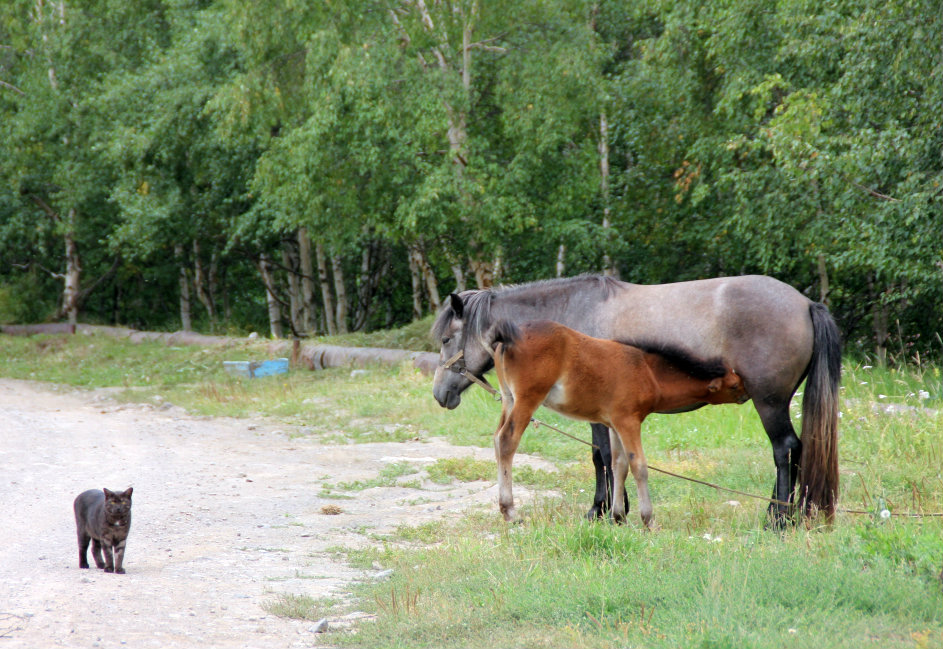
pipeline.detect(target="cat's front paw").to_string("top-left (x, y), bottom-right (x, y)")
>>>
top-left (115, 568), bottom-right (125, 574)
top-left (104, 566), bottom-right (114, 573)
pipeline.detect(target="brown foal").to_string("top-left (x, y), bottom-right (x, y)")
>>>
top-left (488, 319), bottom-right (749, 528)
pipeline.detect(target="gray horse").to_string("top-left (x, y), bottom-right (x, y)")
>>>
top-left (431, 274), bottom-right (841, 523)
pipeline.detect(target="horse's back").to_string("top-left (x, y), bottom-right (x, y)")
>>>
top-left (609, 276), bottom-right (814, 398)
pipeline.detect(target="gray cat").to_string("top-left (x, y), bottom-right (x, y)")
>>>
top-left (74, 487), bottom-right (133, 574)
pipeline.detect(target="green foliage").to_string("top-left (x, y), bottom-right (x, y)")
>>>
top-left (0, 0), bottom-right (939, 359)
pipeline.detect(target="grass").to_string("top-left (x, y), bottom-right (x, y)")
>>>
top-left (2, 328), bottom-right (942, 648)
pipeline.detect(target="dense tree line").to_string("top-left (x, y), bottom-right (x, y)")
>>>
top-left (0, 0), bottom-right (940, 362)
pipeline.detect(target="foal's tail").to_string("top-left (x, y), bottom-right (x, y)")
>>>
top-left (798, 302), bottom-right (842, 520)
top-left (486, 319), bottom-right (521, 350)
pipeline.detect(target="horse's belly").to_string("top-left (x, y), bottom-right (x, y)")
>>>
top-left (542, 382), bottom-right (598, 422)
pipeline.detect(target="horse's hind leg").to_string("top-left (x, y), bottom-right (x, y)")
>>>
top-left (755, 400), bottom-right (801, 526)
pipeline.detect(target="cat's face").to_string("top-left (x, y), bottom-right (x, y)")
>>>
top-left (103, 487), bottom-right (133, 524)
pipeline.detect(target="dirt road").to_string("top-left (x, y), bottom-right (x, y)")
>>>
top-left (0, 378), bottom-right (543, 648)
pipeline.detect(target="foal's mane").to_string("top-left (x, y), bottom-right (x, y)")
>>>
top-left (620, 339), bottom-right (729, 380)
top-left (431, 274), bottom-right (622, 343)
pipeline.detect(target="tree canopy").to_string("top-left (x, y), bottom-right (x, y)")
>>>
top-left (1, 0), bottom-right (940, 362)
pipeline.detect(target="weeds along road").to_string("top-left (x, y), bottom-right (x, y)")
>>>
top-left (0, 378), bottom-right (538, 648)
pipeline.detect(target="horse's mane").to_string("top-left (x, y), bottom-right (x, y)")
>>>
top-left (431, 274), bottom-right (622, 343)
top-left (620, 339), bottom-right (729, 380)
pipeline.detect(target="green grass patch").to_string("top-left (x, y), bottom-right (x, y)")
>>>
top-left (334, 462), bottom-right (420, 492)
top-left (3, 330), bottom-right (942, 648)
top-left (337, 505), bottom-right (943, 649)
top-left (262, 593), bottom-right (338, 621)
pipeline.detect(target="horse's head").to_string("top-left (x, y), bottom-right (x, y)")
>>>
top-left (431, 293), bottom-right (494, 409)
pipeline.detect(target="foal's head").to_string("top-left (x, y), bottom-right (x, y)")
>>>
top-left (706, 369), bottom-right (749, 404)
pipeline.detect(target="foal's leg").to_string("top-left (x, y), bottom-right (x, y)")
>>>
top-left (611, 416), bottom-right (653, 529)
top-left (494, 402), bottom-right (539, 522)
top-left (608, 429), bottom-right (630, 524)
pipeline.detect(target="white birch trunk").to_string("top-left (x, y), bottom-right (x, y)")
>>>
top-left (192, 240), bottom-right (216, 325)
top-left (259, 253), bottom-right (283, 338)
top-left (282, 243), bottom-right (303, 335)
top-left (599, 112), bottom-right (616, 277)
top-left (408, 247), bottom-right (424, 320)
top-left (297, 228), bottom-right (316, 335)
top-left (331, 254), bottom-right (349, 335)
top-left (63, 209), bottom-right (80, 329)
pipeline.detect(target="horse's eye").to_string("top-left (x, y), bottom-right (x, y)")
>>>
top-left (442, 337), bottom-right (451, 345)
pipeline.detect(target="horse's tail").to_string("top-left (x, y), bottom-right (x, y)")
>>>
top-left (798, 302), bottom-right (842, 520)
top-left (486, 319), bottom-right (521, 351)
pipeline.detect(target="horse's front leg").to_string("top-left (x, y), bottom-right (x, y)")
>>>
top-left (611, 417), bottom-right (653, 529)
top-left (494, 405), bottom-right (534, 523)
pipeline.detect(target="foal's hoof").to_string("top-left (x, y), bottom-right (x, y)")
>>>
top-left (500, 505), bottom-right (521, 524)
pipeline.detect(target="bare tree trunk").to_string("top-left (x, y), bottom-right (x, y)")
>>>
top-left (450, 261), bottom-right (466, 293)
top-left (353, 236), bottom-right (387, 331)
top-left (817, 253), bottom-right (830, 305)
top-left (408, 247), bottom-right (424, 320)
top-left (867, 272), bottom-right (888, 365)
top-left (259, 253), bottom-right (283, 338)
top-left (297, 228), bottom-right (316, 334)
top-left (315, 242), bottom-right (336, 336)
top-left (282, 242), bottom-right (303, 336)
top-left (556, 243), bottom-right (566, 278)
top-left (469, 258), bottom-right (494, 288)
top-left (63, 209), bottom-right (80, 329)
top-left (599, 112), bottom-right (617, 277)
top-left (192, 240), bottom-right (216, 329)
top-left (175, 243), bottom-right (192, 331)
top-left (409, 242), bottom-right (441, 312)
top-left (331, 254), bottom-right (349, 335)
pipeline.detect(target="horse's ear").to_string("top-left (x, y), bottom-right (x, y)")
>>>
top-left (449, 293), bottom-right (464, 319)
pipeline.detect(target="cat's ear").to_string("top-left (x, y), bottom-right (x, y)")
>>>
top-left (103, 488), bottom-right (115, 498)
top-left (123, 487), bottom-right (133, 498)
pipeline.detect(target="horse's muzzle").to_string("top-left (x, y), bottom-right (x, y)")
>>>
top-left (435, 389), bottom-right (462, 410)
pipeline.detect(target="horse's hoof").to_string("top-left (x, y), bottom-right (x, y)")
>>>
top-left (586, 505), bottom-right (604, 521)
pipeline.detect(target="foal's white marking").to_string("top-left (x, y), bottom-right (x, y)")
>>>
top-left (543, 381), bottom-right (568, 411)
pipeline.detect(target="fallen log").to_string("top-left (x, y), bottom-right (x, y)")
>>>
top-left (1, 323), bottom-right (439, 375)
